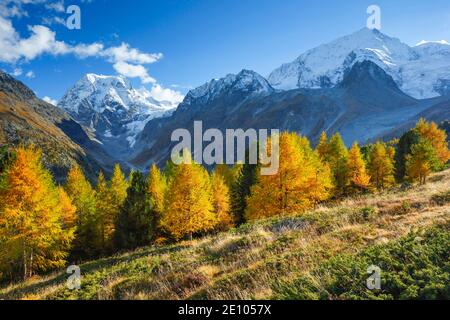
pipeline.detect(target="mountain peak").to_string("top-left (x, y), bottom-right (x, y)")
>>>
top-left (58, 73), bottom-right (178, 151)
top-left (340, 60), bottom-right (399, 90)
top-left (184, 69), bottom-right (273, 105)
top-left (268, 27), bottom-right (450, 99)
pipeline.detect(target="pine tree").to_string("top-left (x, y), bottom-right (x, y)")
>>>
top-left (347, 143), bottom-right (371, 192)
top-left (395, 129), bottom-right (421, 181)
top-left (245, 133), bottom-right (332, 220)
top-left (0, 146), bottom-right (75, 279)
top-left (406, 139), bottom-right (440, 185)
top-left (114, 171), bottom-right (154, 250)
top-left (65, 165), bottom-right (99, 258)
top-left (211, 172), bottom-right (233, 231)
top-left (162, 155), bottom-right (216, 241)
top-left (368, 142), bottom-right (395, 190)
top-left (230, 162), bottom-right (258, 225)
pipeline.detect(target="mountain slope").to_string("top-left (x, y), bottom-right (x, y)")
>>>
top-left (2, 168), bottom-right (448, 300)
top-left (268, 28), bottom-right (450, 99)
top-left (0, 70), bottom-right (108, 181)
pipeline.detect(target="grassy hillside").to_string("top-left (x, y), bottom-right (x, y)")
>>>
top-left (1, 169), bottom-right (449, 300)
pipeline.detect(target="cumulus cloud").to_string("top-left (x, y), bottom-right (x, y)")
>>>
top-left (25, 70), bottom-right (35, 78)
top-left (0, 1), bottom-right (184, 102)
top-left (0, 14), bottom-right (164, 84)
top-left (42, 96), bottom-right (57, 105)
top-left (113, 61), bottom-right (156, 84)
top-left (148, 84), bottom-right (184, 104)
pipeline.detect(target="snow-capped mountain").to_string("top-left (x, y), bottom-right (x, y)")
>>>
top-left (268, 28), bottom-right (450, 99)
top-left (58, 74), bottom-right (180, 157)
top-left (183, 69), bottom-right (274, 106)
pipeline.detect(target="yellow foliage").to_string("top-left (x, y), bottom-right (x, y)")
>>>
top-left (162, 154), bottom-right (216, 240)
top-left (148, 164), bottom-right (166, 214)
top-left (245, 132), bottom-right (332, 221)
top-left (211, 172), bottom-right (233, 231)
top-left (368, 142), bottom-right (395, 190)
top-left (415, 118), bottom-right (450, 164)
top-left (0, 145), bottom-right (75, 279)
top-left (348, 143), bottom-right (371, 191)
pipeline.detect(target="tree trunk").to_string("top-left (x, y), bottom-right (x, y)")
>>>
top-left (23, 246), bottom-right (27, 281)
top-left (29, 249), bottom-right (33, 278)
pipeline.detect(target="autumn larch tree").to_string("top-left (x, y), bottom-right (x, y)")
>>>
top-left (327, 133), bottom-right (349, 196)
top-left (368, 142), bottom-right (396, 190)
top-left (95, 171), bottom-right (111, 252)
top-left (65, 164), bottom-right (99, 258)
top-left (162, 154), bottom-right (216, 241)
top-left (211, 172), bottom-right (233, 231)
top-left (415, 118), bottom-right (450, 166)
top-left (347, 143), bottom-right (371, 192)
top-left (245, 132), bottom-right (332, 221)
top-left (0, 145), bottom-right (75, 280)
top-left (406, 139), bottom-right (440, 185)
top-left (107, 164), bottom-right (128, 248)
top-left (147, 164), bottom-right (166, 239)
top-left (316, 131), bottom-right (329, 161)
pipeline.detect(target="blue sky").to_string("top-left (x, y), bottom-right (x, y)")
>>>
top-left (1, 0), bottom-right (450, 103)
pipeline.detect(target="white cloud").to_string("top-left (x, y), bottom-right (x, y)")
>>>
top-left (113, 61), bottom-right (156, 84)
top-left (44, 0), bottom-right (64, 13)
top-left (12, 67), bottom-right (22, 76)
top-left (0, 15), bottom-right (163, 85)
top-left (148, 84), bottom-right (184, 104)
top-left (42, 95), bottom-right (57, 105)
top-left (103, 43), bottom-right (162, 65)
top-left (0, 2), bottom-right (183, 101)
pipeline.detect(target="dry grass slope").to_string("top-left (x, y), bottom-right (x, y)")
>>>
top-left (1, 169), bottom-right (449, 300)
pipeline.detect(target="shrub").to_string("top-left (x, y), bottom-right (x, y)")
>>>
top-left (272, 224), bottom-right (450, 300)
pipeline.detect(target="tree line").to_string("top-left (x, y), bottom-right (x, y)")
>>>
top-left (0, 119), bottom-right (448, 281)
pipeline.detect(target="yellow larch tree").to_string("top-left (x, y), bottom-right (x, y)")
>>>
top-left (0, 146), bottom-right (75, 279)
top-left (316, 131), bottom-right (329, 161)
top-left (245, 132), bottom-right (332, 221)
top-left (148, 164), bottom-right (166, 214)
top-left (367, 142), bottom-right (396, 190)
top-left (415, 118), bottom-right (450, 165)
top-left (65, 164), bottom-right (99, 257)
top-left (347, 143), bottom-right (371, 192)
top-left (162, 153), bottom-right (216, 240)
top-left (211, 172), bottom-right (233, 231)
top-left (95, 171), bottom-right (112, 251)
top-left (108, 164), bottom-right (128, 243)
top-left (406, 139), bottom-right (440, 185)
